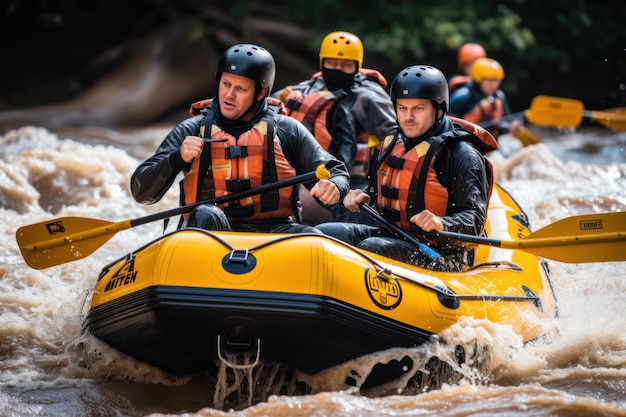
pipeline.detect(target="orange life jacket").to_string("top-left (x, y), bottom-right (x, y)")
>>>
top-left (182, 105), bottom-right (298, 222)
top-left (285, 90), bottom-right (337, 150)
top-left (448, 74), bottom-right (472, 93)
top-left (189, 97), bottom-right (288, 117)
top-left (462, 95), bottom-right (505, 137)
top-left (285, 90), bottom-right (372, 177)
top-left (376, 116), bottom-right (496, 231)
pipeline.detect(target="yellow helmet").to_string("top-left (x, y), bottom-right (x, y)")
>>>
top-left (319, 31), bottom-right (363, 70)
top-left (470, 57), bottom-right (505, 82)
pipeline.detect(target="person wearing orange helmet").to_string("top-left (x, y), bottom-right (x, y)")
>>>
top-left (273, 31), bottom-right (396, 224)
top-left (448, 43), bottom-right (487, 93)
top-left (448, 57), bottom-right (516, 140)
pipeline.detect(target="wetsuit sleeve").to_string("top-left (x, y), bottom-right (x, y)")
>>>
top-left (350, 81), bottom-right (397, 142)
top-left (275, 115), bottom-right (351, 200)
top-left (272, 79), bottom-right (317, 101)
top-left (130, 116), bottom-right (201, 204)
top-left (500, 90), bottom-right (512, 116)
top-left (434, 140), bottom-right (489, 236)
top-left (448, 86), bottom-right (474, 118)
top-left (496, 90), bottom-right (515, 134)
top-left (327, 103), bottom-right (357, 169)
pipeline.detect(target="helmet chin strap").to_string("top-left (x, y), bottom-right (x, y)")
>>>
top-left (240, 99), bottom-right (263, 121)
top-left (434, 107), bottom-right (445, 127)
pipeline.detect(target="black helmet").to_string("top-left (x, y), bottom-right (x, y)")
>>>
top-left (390, 65), bottom-right (449, 112)
top-left (216, 44), bottom-right (276, 95)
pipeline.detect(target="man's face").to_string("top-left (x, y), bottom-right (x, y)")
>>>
top-left (218, 72), bottom-right (263, 120)
top-left (395, 98), bottom-right (438, 138)
top-left (479, 78), bottom-right (502, 97)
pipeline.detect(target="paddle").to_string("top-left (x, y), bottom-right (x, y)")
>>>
top-left (477, 95), bottom-right (626, 146)
top-left (358, 203), bottom-right (441, 263)
top-left (421, 211), bottom-right (626, 263)
top-left (477, 112), bottom-right (541, 146)
top-left (510, 124), bottom-right (541, 146)
top-left (16, 164), bottom-right (331, 270)
top-left (526, 95), bottom-right (626, 131)
top-left (477, 111), bottom-right (526, 129)
top-left (592, 107), bottom-right (626, 131)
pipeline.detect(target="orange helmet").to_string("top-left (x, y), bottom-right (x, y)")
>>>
top-left (470, 58), bottom-right (505, 82)
top-left (319, 31), bottom-right (363, 70)
top-left (458, 43), bottom-right (486, 71)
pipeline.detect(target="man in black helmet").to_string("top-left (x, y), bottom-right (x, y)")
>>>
top-left (131, 44), bottom-right (350, 234)
top-left (317, 65), bottom-right (498, 271)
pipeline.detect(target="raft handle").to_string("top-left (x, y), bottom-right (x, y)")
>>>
top-left (227, 249), bottom-right (250, 265)
top-left (222, 249), bottom-right (257, 274)
top-left (217, 335), bottom-right (261, 369)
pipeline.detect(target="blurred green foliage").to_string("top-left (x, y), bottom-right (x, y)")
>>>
top-left (2, 0), bottom-right (625, 108)
top-left (216, 0), bottom-right (626, 106)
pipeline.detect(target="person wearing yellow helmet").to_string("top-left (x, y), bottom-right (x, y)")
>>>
top-left (470, 57), bottom-right (505, 84)
top-left (449, 57), bottom-right (515, 140)
top-left (273, 31), bottom-right (396, 224)
top-left (318, 30), bottom-right (364, 90)
top-left (448, 43), bottom-right (487, 93)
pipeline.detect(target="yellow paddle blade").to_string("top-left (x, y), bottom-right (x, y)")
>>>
top-left (502, 212), bottom-right (626, 263)
top-left (526, 95), bottom-right (584, 129)
top-left (588, 108), bottom-right (626, 131)
top-left (15, 166), bottom-right (328, 270)
top-left (511, 125), bottom-right (541, 146)
top-left (526, 95), bottom-right (626, 132)
top-left (430, 212), bottom-right (626, 264)
top-left (16, 217), bottom-right (131, 270)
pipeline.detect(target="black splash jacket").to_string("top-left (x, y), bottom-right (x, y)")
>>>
top-left (131, 99), bottom-right (350, 207)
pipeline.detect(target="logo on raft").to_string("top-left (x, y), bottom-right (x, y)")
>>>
top-left (104, 258), bottom-right (138, 292)
top-left (364, 268), bottom-right (402, 310)
top-left (580, 219), bottom-right (602, 230)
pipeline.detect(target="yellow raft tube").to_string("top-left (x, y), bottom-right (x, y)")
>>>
top-left (85, 184), bottom-right (557, 376)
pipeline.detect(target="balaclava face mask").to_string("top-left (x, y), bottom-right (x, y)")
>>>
top-left (322, 67), bottom-right (356, 91)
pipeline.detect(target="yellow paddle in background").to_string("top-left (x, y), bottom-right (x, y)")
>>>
top-left (510, 124), bottom-right (541, 146)
top-left (470, 95), bottom-right (624, 147)
top-left (422, 211), bottom-right (626, 263)
top-left (526, 95), bottom-right (626, 131)
top-left (593, 107), bottom-right (626, 131)
top-left (478, 111), bottom-right (541, 147)
top-left (16, 164), bottom-right (330, 270)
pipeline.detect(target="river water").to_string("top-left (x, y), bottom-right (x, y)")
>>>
top-left (1, 123), bottom-right (626, 416)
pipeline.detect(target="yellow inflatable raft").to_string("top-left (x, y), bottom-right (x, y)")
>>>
top-left (84, 183), bottom-right (558, 376)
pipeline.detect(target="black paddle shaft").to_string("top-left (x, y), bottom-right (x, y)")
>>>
top-left (130, 170), bottom-right (322, 228)
top-left (359, 203), bottom-right (441, 262)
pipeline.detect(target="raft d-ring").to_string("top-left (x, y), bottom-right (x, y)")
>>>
top-left (222, 249), bottom-right (257, 274)
top-left (216, 335), bottom-right (261, 369)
